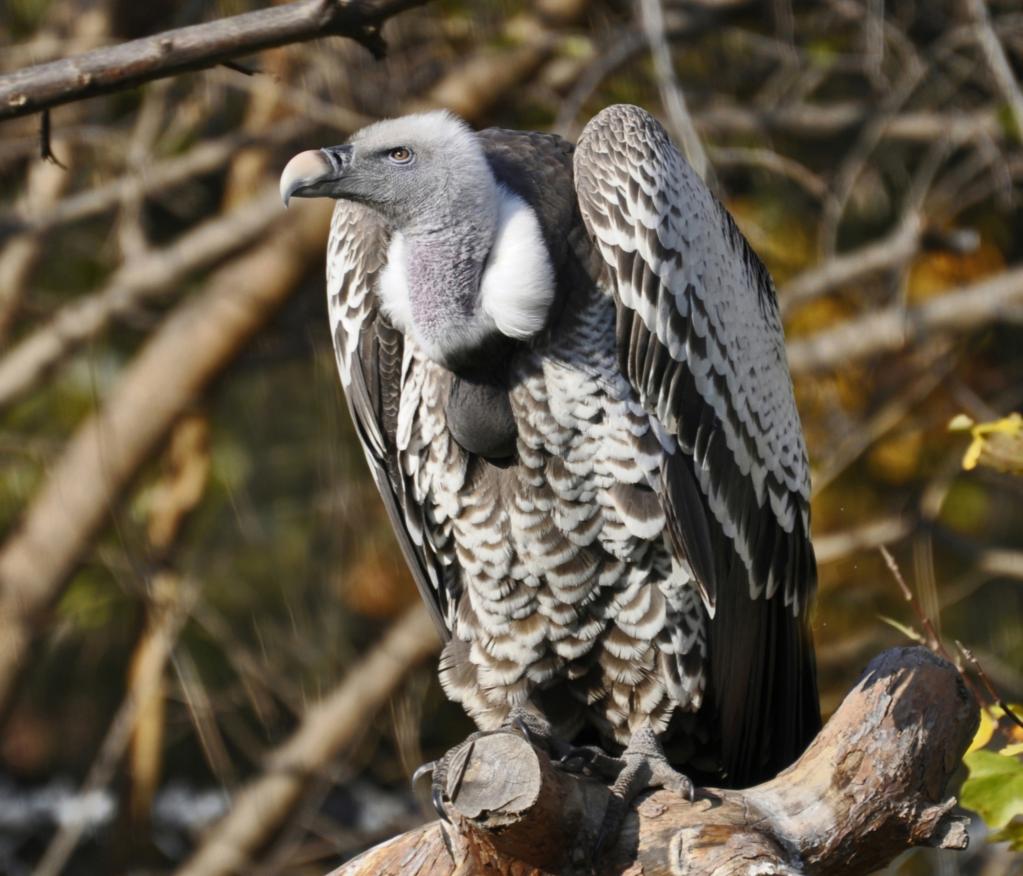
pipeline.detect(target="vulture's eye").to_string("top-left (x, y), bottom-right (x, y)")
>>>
top-left (388, 146), bottom-right (413, 164)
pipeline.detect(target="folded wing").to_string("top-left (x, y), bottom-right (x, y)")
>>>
top-left (574, 104), bottom-right (820, 784)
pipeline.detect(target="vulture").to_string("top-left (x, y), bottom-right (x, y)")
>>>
top-left (280, 104), bottom-right (819, 804)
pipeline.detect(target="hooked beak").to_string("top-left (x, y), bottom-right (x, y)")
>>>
top-left (279, 145), bottom-right (353, 206)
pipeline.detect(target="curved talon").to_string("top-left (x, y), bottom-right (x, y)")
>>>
top-left (558, 750), bottom-right (595, 775)
top-left (411, 760), bottom-right (436, 790)
top-left (510, 715), bottom-right (533, 743)
top-left (431, 784), bottom-right (451, 824)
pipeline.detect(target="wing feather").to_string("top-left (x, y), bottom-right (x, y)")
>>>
top-left (325, 201), bottom-right (454, 638)
top-left (575, 104), bottom-right (819, 784)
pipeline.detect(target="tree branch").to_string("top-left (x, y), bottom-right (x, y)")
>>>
top-left (332, 646), bottom-right (978, 876)
top-left (786, 265), bottom-right (1023, 373)
top-left (696, 102), bottom-right (1003, 144)
top-left (0, 0), bottom-right (428, 122)
top-left (964, 0), bottom-right (1023, 140)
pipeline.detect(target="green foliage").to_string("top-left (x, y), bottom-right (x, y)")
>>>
top-left (962, 705), bottom-right (1023, 851)
top-left (962, 749), bottom-right (1023, 847)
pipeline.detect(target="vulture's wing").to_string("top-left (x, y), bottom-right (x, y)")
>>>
top-left (574, 104), bottom-right (819, 785)
top-left (326, 202), bottom-right (454, 639)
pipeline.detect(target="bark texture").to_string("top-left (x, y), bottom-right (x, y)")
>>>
top-left (332, 646), bottom-right (978, 876)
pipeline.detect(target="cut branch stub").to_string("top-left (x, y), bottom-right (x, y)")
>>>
top-left (333, 646), bottom-right (979, 876)
top-left (444, 732), bottom-right (610, 873)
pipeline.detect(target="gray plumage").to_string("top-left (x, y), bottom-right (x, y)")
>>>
top-left (282, 104), bottom-right (819, 786)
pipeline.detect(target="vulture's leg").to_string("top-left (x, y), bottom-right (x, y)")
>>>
top-left (414, 705), bottom-right (556, 821)
top-left (592, 721), bottom-right (695, 855)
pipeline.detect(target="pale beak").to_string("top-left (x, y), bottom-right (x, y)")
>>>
top-left (279, 145), bottom-right (352, 206)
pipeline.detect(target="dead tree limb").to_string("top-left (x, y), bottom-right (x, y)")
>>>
top-left (0, 0), bottom-right (428, 122)
top-left (333, 646), bottom-right (978, 876)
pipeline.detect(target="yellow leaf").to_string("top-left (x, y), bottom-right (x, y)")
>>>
top-left (968, 703), bottom-right (1023, 754)
top-left (974, 413), bottom-right (1023, 437)
top-left (951, 413), bottom-right (1023, 474)
top-left (970, 708), bottom-right (999, 753)
top-left (962, 437), bottom-right (984, 471)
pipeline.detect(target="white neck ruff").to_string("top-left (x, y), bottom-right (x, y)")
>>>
top-left (377, 186), bottom-right (555, 358)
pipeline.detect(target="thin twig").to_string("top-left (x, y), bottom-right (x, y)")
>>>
top-left (876, 545), bottom-right (990, 711)
top-left (175, 604), bottom-right (439, 876)
top-left (880, 544), bottom-right (914, 603)
top-left (38, 109), bottom-right (66, 168)
top-left (964, 0), bottom-right (1023, 142)
top-left (33, 577), bottom-right (197, 876)
top-left (709, 146), bottom-right (828, 199)
top-left (0, 118), bottom-right (310, 240)
top-left (956, 640), bottom-right (1023, 731)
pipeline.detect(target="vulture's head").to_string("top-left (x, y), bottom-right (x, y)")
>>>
top-left (280, 110), bottom-right (498, 233)
top-left (281, 111), bottom-right (555, 369)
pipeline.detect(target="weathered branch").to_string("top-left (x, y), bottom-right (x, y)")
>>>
top-left (0, 0), bottom-right (427, 122)
top-left (333, 646), bottom-right (977, 876)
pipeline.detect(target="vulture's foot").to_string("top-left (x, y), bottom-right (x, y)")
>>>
top-left (415, 707), bottom-right (554, 822)
top-left (592, 722), bottom-right (695, 858)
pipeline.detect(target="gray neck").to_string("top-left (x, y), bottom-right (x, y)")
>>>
top-left (403, 207), bottom-right (498, 367)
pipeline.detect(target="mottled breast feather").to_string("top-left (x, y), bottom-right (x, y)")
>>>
top-left (574, 104), bottom-right (819, 784)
